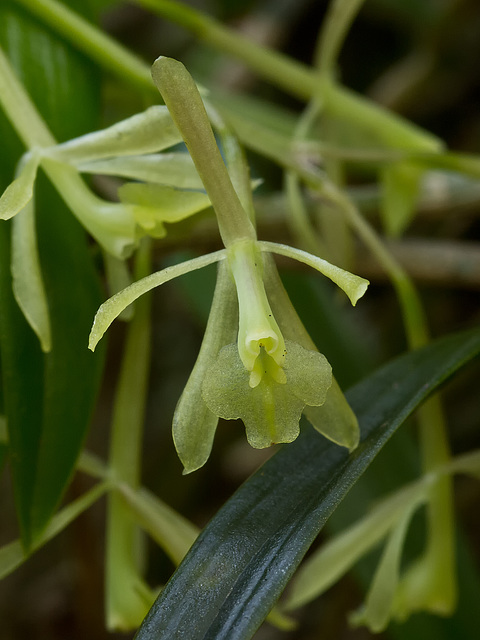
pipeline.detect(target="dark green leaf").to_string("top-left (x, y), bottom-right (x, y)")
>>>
top-left (0, 221), bottom-right (44, 544)
top-left (135, 326), bottom-right (480, 640)
top-left (0, 0), bottom-right (104, 548)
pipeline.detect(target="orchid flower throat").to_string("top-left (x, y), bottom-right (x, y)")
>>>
top-left (227, 239), bottom-right (287, 388)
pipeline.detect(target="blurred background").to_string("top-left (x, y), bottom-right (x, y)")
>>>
top-left (1, 0), bottom-right (480, 638)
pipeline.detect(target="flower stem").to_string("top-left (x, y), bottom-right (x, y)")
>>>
top-left (105, 238), bottom-right (154, 629)
top-left (320, 181), bottom-right (456, 613)
top-left (314, 0), bottom-right (367, 76)
top-left (0, 46), bottom-right (54, 147)
top-left (15, 0), bottom-right (153, 94)
top-left (18, 0), bottom-right (440, 154)
top-left (151, 56), bottom-right (256, 247)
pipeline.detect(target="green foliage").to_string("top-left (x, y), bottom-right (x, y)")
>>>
top-left (0, 1), bottom-right (479, 639)
top-left (135, 327), bottom-right (480, 640)
top-left (0, 0), bottom-right (104, 549)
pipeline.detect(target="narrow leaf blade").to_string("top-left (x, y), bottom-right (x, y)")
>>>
top-left (135, 326), bottom-right (480, 640)
top-left (0, 0), bottom-right (104, 548)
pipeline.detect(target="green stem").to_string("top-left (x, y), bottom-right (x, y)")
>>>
top-left (0, 46), bottom-right (54, 147)
top-left (138, 0), bottom-right (440, 150)
top-left (322, 182), bottom-right (455, 612)
top-left (18, 0), bottom-right (441, 153)
top-left (138, 0), bottom-right (316, 100)
top-left (105, 238), bottom-right (154, 629)
top-left (15, 0), bottom-right (154, 94)
top-left (314, 0), bottom-right (367, 75)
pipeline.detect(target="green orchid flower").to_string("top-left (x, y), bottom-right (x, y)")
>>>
top-left (88, 56), bottom-right (369, 472)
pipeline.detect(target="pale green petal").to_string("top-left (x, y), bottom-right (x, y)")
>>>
top-left (118, 182), bottom-right (211, 224)
top-left (11, 199), bottom-right (51, 352)
top-left (47, 106), bottom-right (182, 163)
top-left (0, 153), bottom-right (39, 220)
top-left (202, 340), bottom-right (331, 449)
top-left (78, 152), bottom-right (263, 195)
top-left (259, 240), bottom-right (369, 305)
top-left (78, 153), bottom-right (204, 190)
top-left (173, 261), bottom-right (238, 473)
top-left (89, 249), bottom-right (226, 351)
top-left (350, 504), bottom-right (416, 633)
top-left (284, 341), bottom-right (332, 406)
top-left (304, 377), bottom-right (359, 451)
top-left (263, 254), bottom-right (360, 450)
top-left (202, 343), bottom-right (301, 448)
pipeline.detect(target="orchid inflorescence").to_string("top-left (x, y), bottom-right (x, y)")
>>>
top-left (0, 51), bottom-right (368, 473)
top-left (88, 57), bottom-right (369, 472)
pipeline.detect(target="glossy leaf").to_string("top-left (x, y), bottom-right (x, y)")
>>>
top-left (134, 326), bottom-right (480, 640)
top-left (0, 0), bottom-right (104, 548)
top-left (285, 482), bottom-right (426, 611)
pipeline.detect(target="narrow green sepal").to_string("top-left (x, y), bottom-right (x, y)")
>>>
top-left (259, 240), bottom-right (369, 306)
top-left (151, 56), bottom-right (256, 247)
top-left (262, 253), bottom-right (360, 450)
top-left (89, 250), bottom-right (226, 351)
top-left (304, 377), bottom-right (359, 451)
top-left (173, 261), bottom-right (238, 473)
